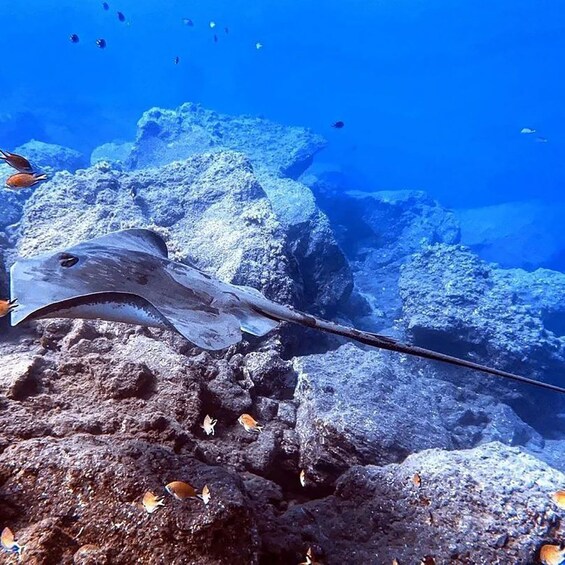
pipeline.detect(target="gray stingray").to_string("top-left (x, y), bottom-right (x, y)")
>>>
top-left (9, 228), bottom-right (565, 394)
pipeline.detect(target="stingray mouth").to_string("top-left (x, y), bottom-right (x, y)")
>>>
top-left (10, 291), bottom-right (172, 331)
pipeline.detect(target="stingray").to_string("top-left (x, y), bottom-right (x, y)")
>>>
top-left (9, 228), bottom-right (565, 394)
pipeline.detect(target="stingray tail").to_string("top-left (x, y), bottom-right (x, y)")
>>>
top-left (252, 304), bottom-right (565, 394)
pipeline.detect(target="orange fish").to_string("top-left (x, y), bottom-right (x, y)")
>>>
top-left (299, 546), bottom-right (322, 565)
top-left (300, 469), bottom-right (306, 487)
top-left (1, 527), bottom-right (23, 554)
top-left (142, 491), bottom-right (164, 514)
top-left (420, 557), bottom-right (436, 565)
top-left (0, 149), bottom-right (33, 173)
top-left (0, 298), bottom-right (17, 318)
top-left (197, 484), bottom-right (211, 505)
top-left (238, 413), bottom-right (263, 432)
top-left (540, 545), bottom-right (565, 565)
top-left (412, 473), bottom-right (422, 488)
top-left (551, 491), bottom-right (565, 509)
top-left (165, 480), bottom-right (197, 501)
top-left (6, 172), bottom-right (47, 190)
top-left (392, 560), bottom-right (400, 565)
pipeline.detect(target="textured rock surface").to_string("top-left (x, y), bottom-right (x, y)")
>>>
top-left (90, 141), bottom-right (134, 167)
top-left (457, 200), bottom-right (565, 271)
top-left (264, 443), bottom-right (565, 565)
top-left (126, 102), bottom-right (327, 179)
top-left (399, 244), bottom-right (565, 426)
top-left (293, 343), bottom-right (541, 486)
top-left (495, 267), bottom-right (565, 337)
top-left (305, 183), bottom-right (461, 329)
top-left (14, 139), bottom-right (87, 173)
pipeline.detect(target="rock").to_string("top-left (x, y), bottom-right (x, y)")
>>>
top-left (0, 353), bottom-right (42, 400)
top-left (0, 435), bottom-right (259, 564)
top-left (14, 139), bottom-right (87, 173)
top-left (457, 200), bottom-right (565, 271)
top-left (95, 360), bottom-right (155, 400)
top-left (303, 184), bottom-right (460, 329)
top-left (90, 141), bottom-right (134, 167)
top-left (265, 443), bottom-right (565, 565)
top-left (126, 102), bottom-right (327, 179)
top-left (494, 267), bottom-right (565, 337)
top-left (257, 173), bottom-right (352, 313)
top-left (293, 343), bottom-right (541, 486)
top-left (398, 244), bottom-right (565, 427)
top-left (243, 350), bottom-right (296, 397)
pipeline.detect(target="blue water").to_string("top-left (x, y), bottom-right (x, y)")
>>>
top-left (1, 0), bottom-right (564, 208)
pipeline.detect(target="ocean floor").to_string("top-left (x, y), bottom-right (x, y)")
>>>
top-left (1, 104), bottom-right (564, 564)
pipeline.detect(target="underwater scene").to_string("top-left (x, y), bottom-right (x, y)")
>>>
top-left (1, 0), bottom-right (565, 563)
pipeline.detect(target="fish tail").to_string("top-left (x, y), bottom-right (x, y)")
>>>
top-left (34, 174), bottom-right (48, 181)
top-left (0, 149), bottom-right (7, 160)
top-left (252, 304), bottom-right (565, 394)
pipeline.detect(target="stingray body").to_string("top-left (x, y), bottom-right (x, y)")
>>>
top-left (10, 229), bottom-right (565, 394)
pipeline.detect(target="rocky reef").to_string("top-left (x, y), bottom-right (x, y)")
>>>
top-left (1, 104), bottom-right (565, 564)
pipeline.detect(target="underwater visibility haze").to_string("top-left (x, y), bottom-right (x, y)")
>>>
top-left (1, 0), bottom-right (565, 564)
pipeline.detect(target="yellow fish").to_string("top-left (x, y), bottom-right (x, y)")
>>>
top-left (238, 413), bottom-right (263, 432)
top-left (0, 298), bottom-right (17, 318)
top-left (551, 491), bottom-right (565, 509)
top-left (197, 484), bottom-right (211, 505)
top-left (540, 545), bottom-right (565, 565)
top-left (1, 527), bottom-right (23, 555)
top-left (201, 414), bottom-right (218, 436)
top-left (165, 480), bottom-right (197, 501)
top-left (142, 491), bottom-right (164, 514)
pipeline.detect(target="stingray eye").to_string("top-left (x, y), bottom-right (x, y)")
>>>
top-left (59, 253), bottom-right (79, 268)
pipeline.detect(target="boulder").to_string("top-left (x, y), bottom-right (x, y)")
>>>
top-left (14, 139), bottom-right (87, 173)
top-left (293, 343), bottom-right (541, 486)
top-left (264, 443), bottom-right (565, 565)
top-left (90, 141), bottom-right (134, 167)
top-left (398, 244), bottom-right (565, 427)
top-left (126, 102), bottom-right (327, 179)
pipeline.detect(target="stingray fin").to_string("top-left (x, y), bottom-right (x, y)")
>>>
top-left (79, 229), bottom-right (169, 258)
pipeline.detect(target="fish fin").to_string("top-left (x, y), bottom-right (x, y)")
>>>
top-left (254, 304), bottom-right (565, 394)
top-left (80, 229), bottom-right (170, 258)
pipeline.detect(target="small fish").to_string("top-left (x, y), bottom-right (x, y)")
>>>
top-left (197, 484), bottom-right (211, 505)
top-left (0, 298), bottom-right (18, 318)
top-left (174, 56), bottom-right (180, 65)
top-left (201, 414), bottom-right (218, 436)
top-left (412, 472), bottom-right (422, 488)
top-left (520, 127), bottom-right (536, 134)
top-left (420, 558), bottom-right (436, 565)
top-left (392, 560), bottom-right (400, 565)
top-left (182, 18), bottom-right (194, 27)
top-left (332, 121), bottom-right (345, 129)
top-left (238, 413), bottom-right (263, 432)
top-left (142, 491), bottom-right (164, 514)
top-left (70, 33), bottom-right (80, 43)
top-left (96, 38), bottom-right (107, 49)
top-left (540, 545), bottom-right (565, 565)
top-left (299, 546), bottom-right (322, 565)
top-left (1, 527), bottom-right (23, 555)
top-left (0, 149), bottom-right (33, 172)
top-left (6, 172), bottom-right (47, 190)
top-left (117, 11), bottom-right (125, 22)
top-left (209, 21), bottom-right (216, 29)
top-left (255, 42), bottom-right (263, 50)
top-left (214, 34), bottom-right (218, 43)
top-left (102, 2), bottom-right (109, 10)
top-left (552, 490), bottom-right (565, 509)
top-left (299, 469), bottom-right (306, 487)
top-left (536, 136), bottom-right (548, 143)
top-left (165, 480), bottom-right (197, 501)
top-left (224, 27), bottom-right (229, 34)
